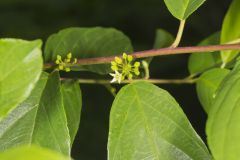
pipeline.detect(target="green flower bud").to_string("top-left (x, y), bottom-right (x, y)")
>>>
top-left (115, 57), bottom-right (122, 64)
top-left (123, 53), bottom-right (127, 59)
top-left (57, 55), bottom-right (62, 60)
top-left (67, 53), bottom-right (72, 59)
top-left (65, 67), bottom-right (71, 72)
top-left (128, 73), bottom-right (133, 80)
top-left (134, 62), bottom-right (140, 67)
top-left (73, 58), bottom-right (77, 64)
top-left (111, 61), bottom-right (117, 66)
top-left (127, 55), bottom-right (133, 62)
top-left (134, 68), bottom-right (140, 75)
top-left (59, 65), bottom-right (64, 70)
top-left (111, 65), bottom-right (118, 71)
top-left (55, 59), bottom-right (60, 64)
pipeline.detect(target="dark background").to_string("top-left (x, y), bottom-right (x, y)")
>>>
top-left (0, 0), bottom-right (232, 159)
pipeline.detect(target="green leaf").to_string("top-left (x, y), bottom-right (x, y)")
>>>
top-left (108, 82), bottom-right (211, 160)
top-left (0, 72), bottom-right (71, 156)
top-left (153, 29), bottom-right (174, 49)
top-left (196, 68), bottom-right (230, 113)
top-left (163, 0), bottom-right (206, 20)
top-left (188, 32), bottom-right (221, 75)
top-left (0, 145), bottom-right (70, 160)
top-left (44, 27), bottom-right (133, 74)
top-left (61, 81), bottom-right (82, 145)
top-left (220, 0), bottom-right (240, 64)
top-left (0, 39), bottom-right (43, 119)
top-left (206, 59), bottom-right (240, 160)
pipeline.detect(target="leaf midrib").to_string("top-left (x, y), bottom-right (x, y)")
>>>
top-left (110, 94), bottom-right (136, 160)
top-left (133, 89), bottom-right (161, 160)
top-left (133, 85), bottom-right (209, 158)
top-left (0, 104), bottom-right (38, 137)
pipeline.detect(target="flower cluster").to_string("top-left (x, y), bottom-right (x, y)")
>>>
top-left (110, 53), bottom-right (141, 83)
top-left (55, 53), bottom-right (77, 72)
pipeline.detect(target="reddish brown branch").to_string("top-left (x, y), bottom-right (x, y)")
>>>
top-left (44, 44), bottom-right (240, 69)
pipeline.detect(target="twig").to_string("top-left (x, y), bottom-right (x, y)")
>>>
top-left (44, 44), bottom-right (240, 69)
top-left (61, 78), bottom-right (197, 85)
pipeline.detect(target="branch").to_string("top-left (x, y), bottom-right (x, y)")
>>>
top-left (44, 43), bottom-right (240, 69)
top-left (61, 78), bottom-right (197, 85)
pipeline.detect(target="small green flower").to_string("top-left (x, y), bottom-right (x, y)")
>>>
top-left (115, 57), bottom-right (122, 64)
top-left (134, 68), bottom-right (140, 75)
top-left (128, 73), bottom-right (133, 80)
top-left (134, 62), bottom-right (140, 67)
top-left (55, 59), bottom-right (60, 64)
top-left (73, 58), bottom-right (77, 64)
top-left (111, 61), bottom-right (117, 66)
top-left (127, 55), bottom-right (133, 62)
top-left (67, 53), bottom-right (72, 59)
top-left (111, 65), bottom-right (118, 71)
top-left (65, 67), bottom-right (71, 72)
top-left (123, 53), bottom-right (128, 59)
top-left (66, 59), bottom-right (71, 63)
top-left (109, 52), bottom-right (141, 83)
top-left (59, 64), bottom-right (64, 70)
top-left (57, 55), bottom-right (62, 60)
top-left (55, 52), bottom-right (77, 72)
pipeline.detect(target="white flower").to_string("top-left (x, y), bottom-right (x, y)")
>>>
top-left (110, 71), bottom-right (123, 84)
